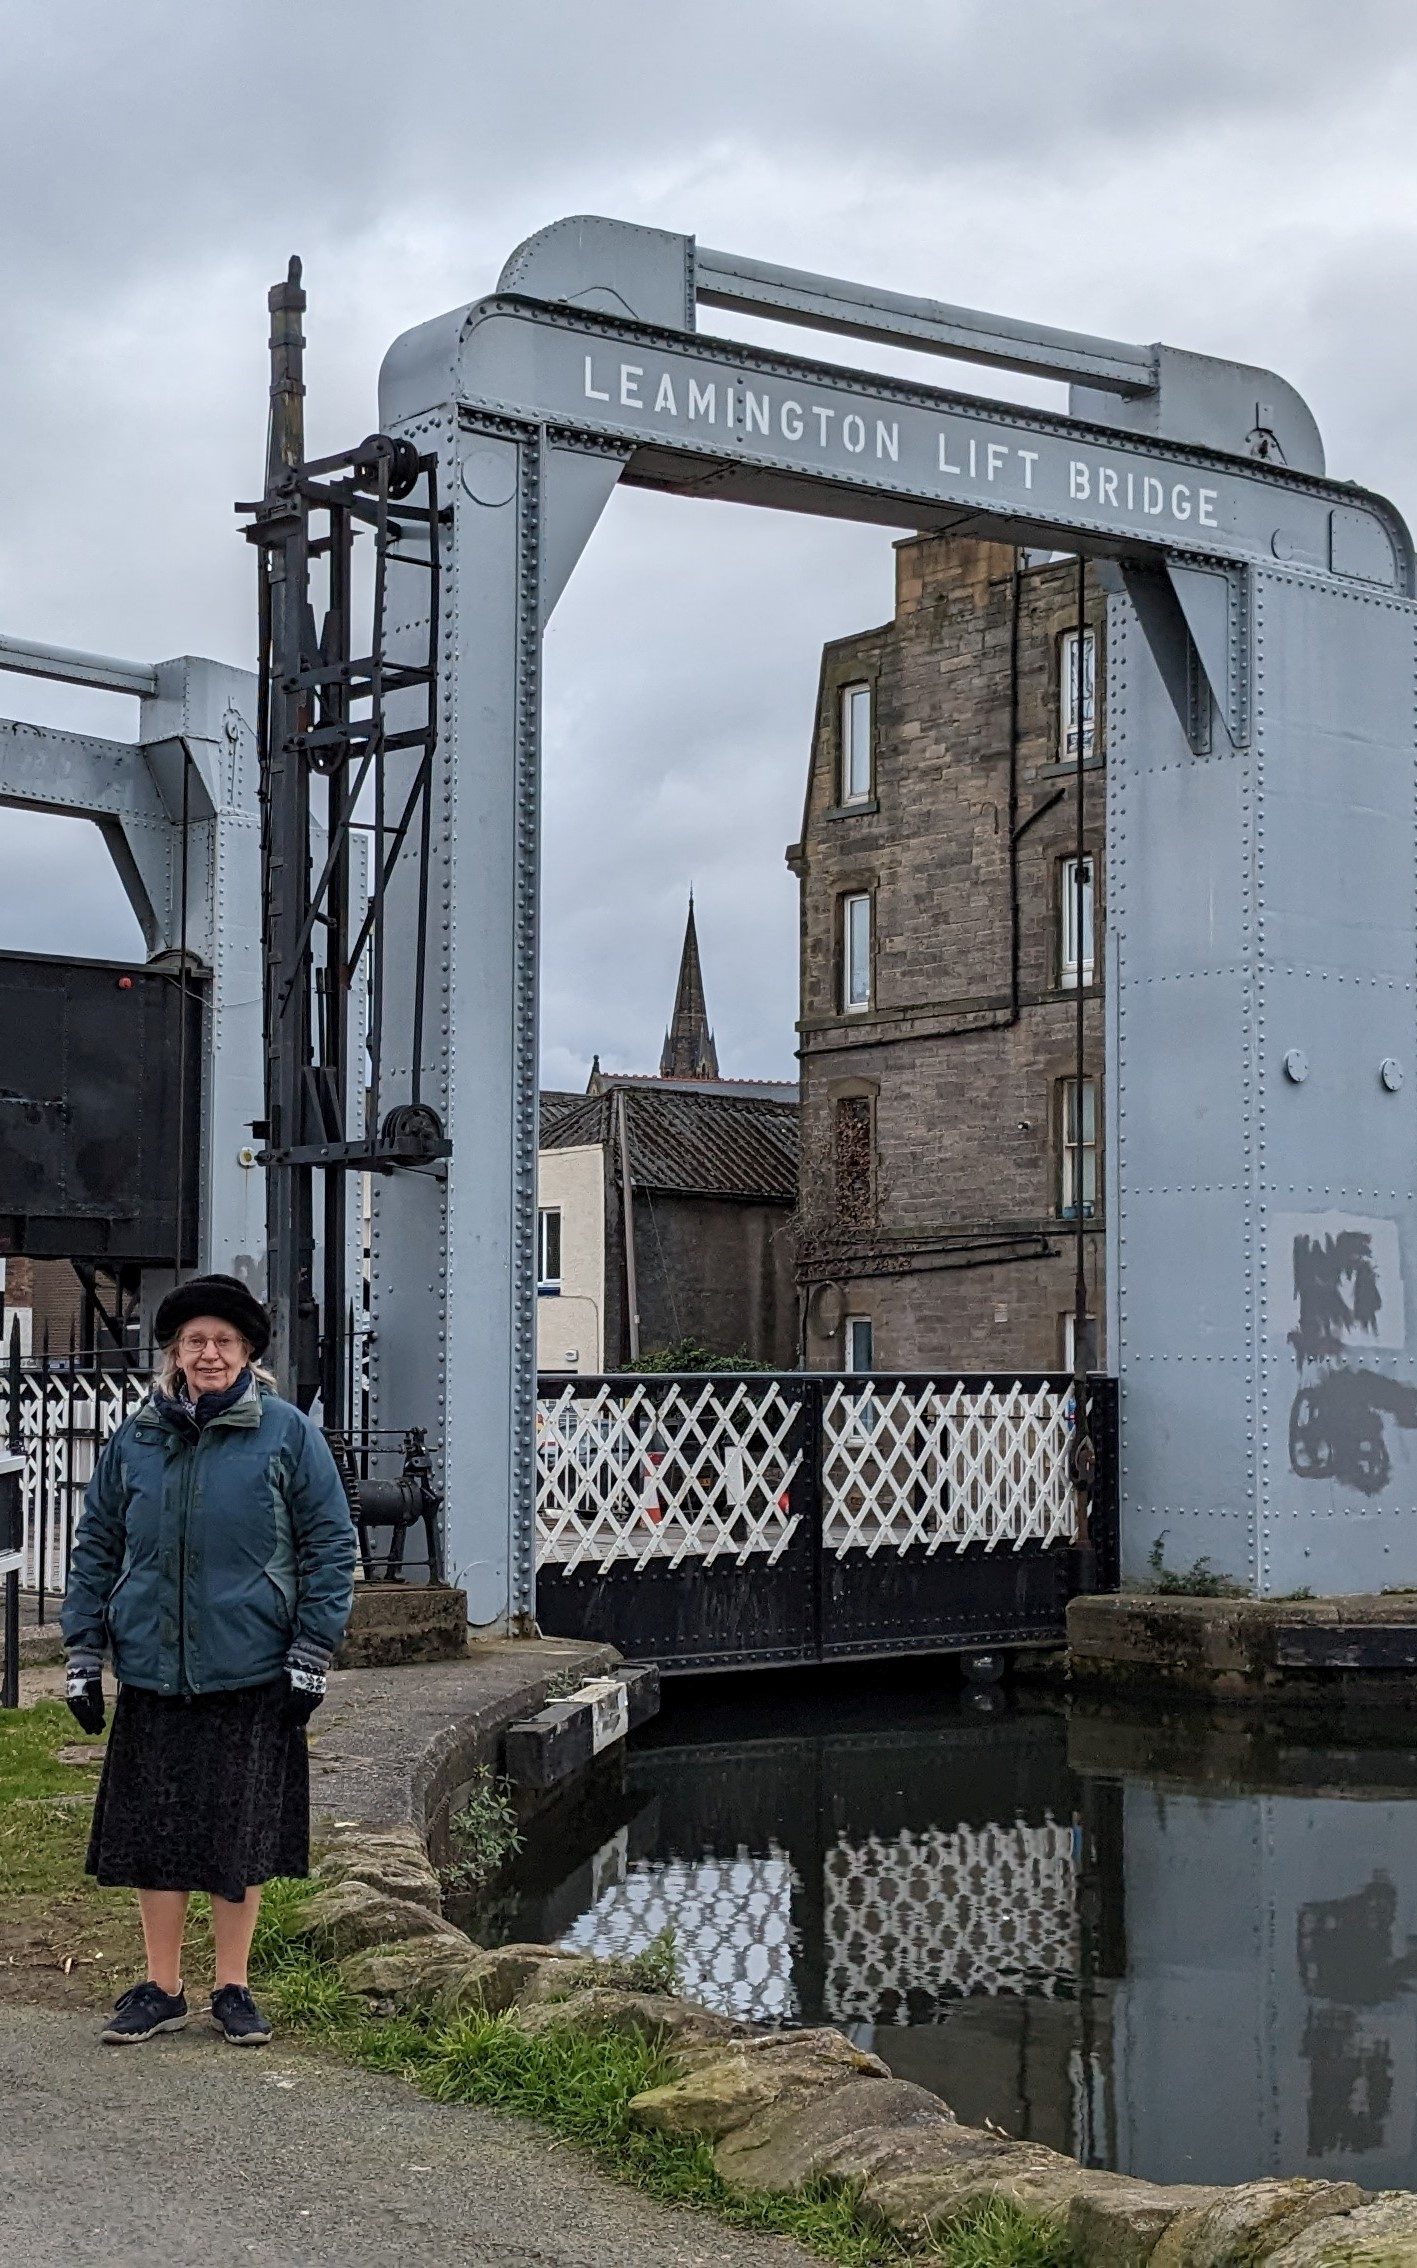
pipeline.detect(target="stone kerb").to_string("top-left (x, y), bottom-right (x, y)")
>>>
top-left (1069, 1591), bottom-right (1417, 1709)
top-left (298, 1650), bottom-right (1417, 2264)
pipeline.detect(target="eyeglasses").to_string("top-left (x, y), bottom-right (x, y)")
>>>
top-left (176, 1333), bottom-right (245, 1358)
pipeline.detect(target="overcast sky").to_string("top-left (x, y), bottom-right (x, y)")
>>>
top-left (4, 1), bottom-right (1417, 1087)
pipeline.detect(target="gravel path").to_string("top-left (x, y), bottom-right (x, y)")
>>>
top-left (0, 2004), bottom-right (807, 2268)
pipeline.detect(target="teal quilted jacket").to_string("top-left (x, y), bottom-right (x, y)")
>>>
top-left (61, 1379), bottom-right (355, 1696)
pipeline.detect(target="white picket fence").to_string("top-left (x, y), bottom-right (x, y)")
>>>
top-left (12, 1361), bottom-right (150, 1600)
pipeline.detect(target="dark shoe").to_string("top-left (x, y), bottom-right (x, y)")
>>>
top-left (101, 1980), bottom-right (189, 2044)
top-left (210, 1984), bottom-right (273, 2046)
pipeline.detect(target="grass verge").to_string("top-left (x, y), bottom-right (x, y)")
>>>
top-left (250, 1886), bottom-right (1078, 2268)
top-left (0, 1700), bottom-right (196, 2000)
top-left (0, 1705), bottom-right (184, 2004)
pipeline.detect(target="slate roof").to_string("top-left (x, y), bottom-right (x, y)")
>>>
top-left (589, 1071), bottom-right (797, 1102)
top-left (540, 1081), bottom-right (798, 1204)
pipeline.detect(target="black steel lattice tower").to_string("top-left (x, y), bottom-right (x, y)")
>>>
top-left (243, 261), bottom-right (447, 1422)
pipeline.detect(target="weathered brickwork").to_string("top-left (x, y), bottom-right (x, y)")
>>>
top-left (788, 535), bottom-right (1107, 1372)
top-left (0, 1255), bottom-right (84, 1351)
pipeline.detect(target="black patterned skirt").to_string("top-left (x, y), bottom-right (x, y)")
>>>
top-left (85, 1679), bottom-right (309, 1902)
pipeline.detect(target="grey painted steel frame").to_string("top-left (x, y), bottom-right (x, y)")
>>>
top-left (1106, 570), bottom-right (1417, 1593)
top-left (378, 217), bottom-right (1417, 1620)
top-left (0, 656), bottom-right (266, 1288)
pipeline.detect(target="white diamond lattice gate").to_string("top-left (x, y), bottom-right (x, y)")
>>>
top-left (534, 1371), bottom-right (1117, 1670)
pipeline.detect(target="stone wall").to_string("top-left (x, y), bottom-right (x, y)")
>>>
top-left (603, 1183), bottom-right (799, 1369)
top-left (791, 534), bottom-right (1106, 1374)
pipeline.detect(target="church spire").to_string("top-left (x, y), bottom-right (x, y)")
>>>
top-left (660, 893), bottom-right (720, 1080)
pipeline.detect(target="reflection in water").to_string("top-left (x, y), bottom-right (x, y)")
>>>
top-left (563, 1852), bottom-right (799, 2022)
top-left (823, 1819), bottom-right (1080, 2020)
top-left (1298, 1874), bottom-right (1416, 2161)
top-left (456, 1673), bottom-right (1417, 2191)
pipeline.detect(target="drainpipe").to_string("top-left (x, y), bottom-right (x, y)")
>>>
top-left (615, 1088), bottom-right (641, 1363)
top-left (1069, 553), bottom-right (1097, 1592)
top-left (1007, 549), bottom-right (1022, 1022)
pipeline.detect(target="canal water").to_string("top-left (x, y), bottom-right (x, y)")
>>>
top-left (452, 1666), bottom-right (1417, 2194)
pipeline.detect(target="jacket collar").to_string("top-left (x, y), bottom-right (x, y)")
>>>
top-left (204, 1375), bottom-right (264, 1430)
top-left (136, 1375), bottom-right (264, 1438)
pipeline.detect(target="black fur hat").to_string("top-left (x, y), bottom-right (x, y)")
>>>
top-left (153, 1272), bottom-right (271, 1359)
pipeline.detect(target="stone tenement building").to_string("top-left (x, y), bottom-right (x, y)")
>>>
top-left (788, 534), bottom-right (1105, 1374)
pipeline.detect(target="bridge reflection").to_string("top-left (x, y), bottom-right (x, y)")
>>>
top-left (452, 1678), bottom-right (1417, 2192)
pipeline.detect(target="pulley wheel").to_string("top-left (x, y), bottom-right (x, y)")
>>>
top-left (353, 433), bottom-right (422, 499)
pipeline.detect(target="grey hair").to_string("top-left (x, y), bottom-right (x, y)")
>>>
top-left (155, 1336), bottom-right (277, 1398)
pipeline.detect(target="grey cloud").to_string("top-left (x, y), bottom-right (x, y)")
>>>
top-left (7, 0), bottom-right (1416, 308)
top-left (4, 1), bottom-right (1417, 1087)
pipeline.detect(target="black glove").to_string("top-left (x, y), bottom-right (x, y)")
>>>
top-left (282, 1638), bottom-right (330, 1728)
top-left (65, 1653), bottom-right (106, 1736)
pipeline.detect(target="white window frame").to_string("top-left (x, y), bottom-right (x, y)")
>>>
top-left (1060, 1078), bottom-right (1099, 1220)
top-left (1060, 627), bottom-right (1097, 761)
top-left (1063, 1310), bottom-right (1098, 1372)
top-left (843, 892), bottom-right (871, 1013)
top-left (537, 1204), bottom-right (562, 1293)
top-left (1060, 854), bottom-right (1095, 988)
top-left (840, 681), bottom-right (873, 805)
top-left (845, 1315), bottom-right (874, 1372)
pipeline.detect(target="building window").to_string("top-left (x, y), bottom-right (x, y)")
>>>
top-left (1062, 1310), bottom-right (1099, 1372)
top-left (845, 1315), bottom-right (874, 1372)
top-left (833, 1095), bottom-right (875, 1227)
top-left (1060, 627), bottom-right (1096, 760)
top-left (840, 681), bottom-right (872, 804)
top-left (1060, 855), bottom-right (1095, 988)
top-left (843, 892), bottom-right (871, 1012)
top-left (1059, 1078), bottom-right (1099, 1219)
top-left (537, 1205), bottom-right (562, 1293)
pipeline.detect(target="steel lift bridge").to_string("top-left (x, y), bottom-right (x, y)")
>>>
top-left (342, 215), bottom-right (1417, 1627)
top-left (5, 216), bottom-right (1415, 1659)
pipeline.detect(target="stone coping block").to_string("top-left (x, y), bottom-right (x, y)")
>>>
top-left (297, 1878), bottom-right (467, 1961)
top-left (1264, 2190), bottom-right (1417, 2262)
top-left (713, 2077), bottom-right (954, 2194)
top-left (1151, 2180), bottom-right (1368, 2266)
top-left (313, 1823), bottom-right (444, 1913)
top-left (335, 1582), bottom-right (470, 1668)
top-left (1069, 1592), bottom-right (1417, 1704)
top-left (628, 2031), bottom-right (893, 2142)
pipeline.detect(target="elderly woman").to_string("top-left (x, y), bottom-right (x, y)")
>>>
top-left (61, 1272), bottom-right (355, 2047)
